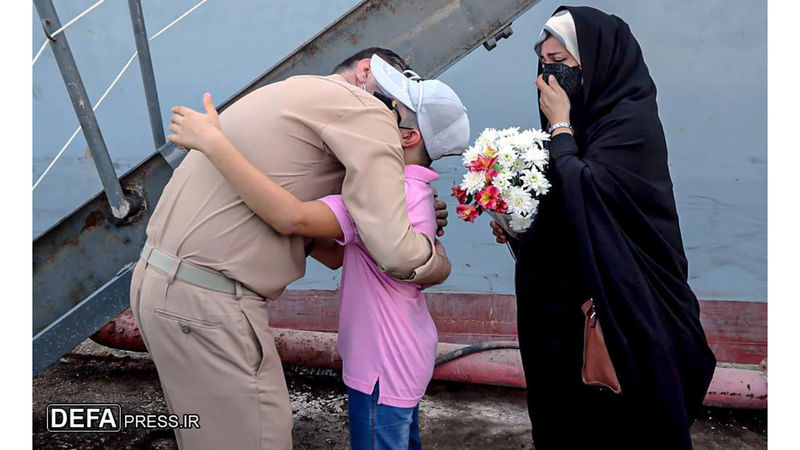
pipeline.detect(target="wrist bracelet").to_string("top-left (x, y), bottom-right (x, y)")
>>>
top-left (548, 122), bottom-right (573, 134)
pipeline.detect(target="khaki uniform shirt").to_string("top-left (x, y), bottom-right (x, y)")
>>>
top-left (145, 74), bottom-right (444, 299)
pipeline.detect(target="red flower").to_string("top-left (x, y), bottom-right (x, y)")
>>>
top-left (468, 155), bottom-right (499, 173)
top-left (456, 203), bottom-right (480, 222)
top-left (494, 198), bottom-right (508, 214)
top-left (451, 185), bottom-right (468, 204)
top-left (484, 167), bottom-right (499, 183)
top-left (476, 185), bottom-right (501, 210)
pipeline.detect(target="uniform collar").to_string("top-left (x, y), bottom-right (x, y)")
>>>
top-left (328, 73), bottom-right (347, 83)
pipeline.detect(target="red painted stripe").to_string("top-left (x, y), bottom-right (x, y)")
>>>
top-left (94, 291), bottom-right (767, 365)
top-left (92, 291), bottom-right (768, 409)
top-left (272, 328), bottom-right (766, 410)
top-left (269, 290), bottom-right (767, 364)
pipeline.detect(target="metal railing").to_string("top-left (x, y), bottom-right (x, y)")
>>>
top-left (34, 0), bottom-right (135, 219)
top-left (32, 0), bottom-right (174, 374)
top-left (32, 0), bottom-right (208, 191)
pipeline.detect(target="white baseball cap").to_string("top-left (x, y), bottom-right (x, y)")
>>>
top-left (370, 54), bottom-right (470, 160)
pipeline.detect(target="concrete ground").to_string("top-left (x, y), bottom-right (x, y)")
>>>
top-left (33, 341), bottom-right (766, 449)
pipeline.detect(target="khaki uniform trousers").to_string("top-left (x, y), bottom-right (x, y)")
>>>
top-left (130, 256), bottom-right (293, 450)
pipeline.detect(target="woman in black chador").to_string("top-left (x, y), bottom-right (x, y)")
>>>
top-left (490, 6), bottom-right (716, 449)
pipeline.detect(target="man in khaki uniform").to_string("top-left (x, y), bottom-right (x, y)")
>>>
top-left (130, 48), bottom-right (452, 449)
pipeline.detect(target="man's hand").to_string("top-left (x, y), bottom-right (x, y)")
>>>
top-left (420, 239), bottom-right (451, 289)
top-left (433, 187), bottom-right (448, 237)
top-left (168, 93), bottom-right (224, 153)
top-left (490, 220), bottom-right (510, 244)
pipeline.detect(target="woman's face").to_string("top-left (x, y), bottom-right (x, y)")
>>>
top-left (539, 34), bottom-right (579, 67)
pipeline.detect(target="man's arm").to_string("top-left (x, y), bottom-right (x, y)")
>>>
top-left (321, 102), bottom-right (449, 285)
top-left (422, 240), bottom-right (451, 289)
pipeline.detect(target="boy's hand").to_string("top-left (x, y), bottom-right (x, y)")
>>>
top-left (168, 93), bottom-right (223, 154)
top-left (432, 187), bottom-right (448, 236)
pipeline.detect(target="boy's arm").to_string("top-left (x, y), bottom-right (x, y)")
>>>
top-left (202, 132), bottom-right (343, 239)
top-left (169, 94), bottom-right (342, 240)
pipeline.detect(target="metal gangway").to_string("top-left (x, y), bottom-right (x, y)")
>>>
top-left (32, 0), bottom-right (540, 375)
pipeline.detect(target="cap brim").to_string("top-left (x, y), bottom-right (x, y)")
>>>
top-left (371, 54), bottom-right (418, 111)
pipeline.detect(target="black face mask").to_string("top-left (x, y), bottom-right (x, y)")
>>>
top-left (541, 63), bottom-right (583, 100)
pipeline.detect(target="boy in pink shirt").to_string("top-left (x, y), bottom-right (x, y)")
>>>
top-left (167, 55), bottom-right (469, 449)
top-left (319, 163), bottom-right (440, 409)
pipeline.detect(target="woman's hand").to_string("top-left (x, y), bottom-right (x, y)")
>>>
top-left (536, 75), bottom-right (571, 126)
top-left (490, 220), bottom-right (509, 244)
top-left (168, 93), bottom-right (223, 154)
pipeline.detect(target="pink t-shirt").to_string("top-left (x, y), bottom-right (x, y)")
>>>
top-left (319, 165), bottom-right (440, 407)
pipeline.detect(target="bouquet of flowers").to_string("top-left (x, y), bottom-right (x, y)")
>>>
top-left (451, 127), bottom-right (551, 237)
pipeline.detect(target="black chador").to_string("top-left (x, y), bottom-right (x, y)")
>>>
top-left (513, 6), bottom-right (716, 449)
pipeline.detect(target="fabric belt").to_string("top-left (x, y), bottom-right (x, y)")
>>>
top-left (140, 243), bottom-right (264, 299)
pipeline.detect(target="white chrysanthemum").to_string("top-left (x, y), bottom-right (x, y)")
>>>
top-left (475, 138), bottom-right (491, 151)
top-left (495, 146), bottom-right (518, 168)
top-left (477, 128), bottom-right (500, 145)
top-left (522, 147), bottom-right (549, 170)
top-left (510, 158), bottom-right (525, 173)
top-left (509, 213), bottom-right (534, 232)
top-left (460, 170), bottom-right (487, 195)
top-left (492, 174), bottom-right (512, 194)
top-left (505, 186), bottom-right (537, 216)
top-left (493, 174), bottom-right (514, 197)
top-left (494, 169), bottom-right (513, 181)
top-left (462, 145), bottom-right (482, 166)
top-left (498, 126), bottom-right (520, 138)
top-left (511, 129), bottom-right (536, 151)
top-left (495, 131), bottom-right (526, 153)
top-left (521, 168), bottom-right (551, 196)
top-left (494, 139), bottom-right (512, 157)
top-left (528, 128), bottom-right (551, 144)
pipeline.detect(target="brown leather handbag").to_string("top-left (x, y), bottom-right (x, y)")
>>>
top-left (581, 298), bottom-right (622, 394)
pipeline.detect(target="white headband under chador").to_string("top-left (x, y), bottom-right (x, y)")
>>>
top-left (534, 10), bottom-right (581, 65)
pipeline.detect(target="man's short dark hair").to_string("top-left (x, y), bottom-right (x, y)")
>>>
top-left (332, 47), bottom-right (409, 74)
